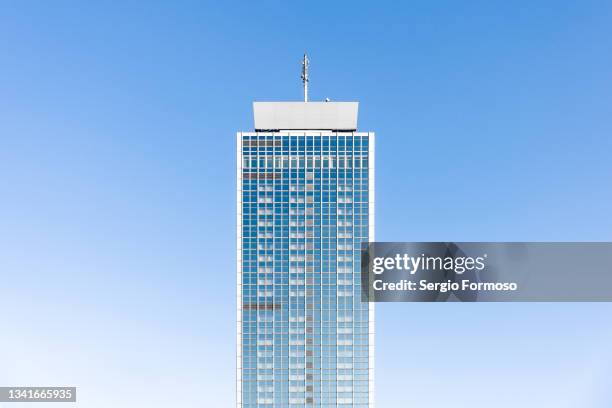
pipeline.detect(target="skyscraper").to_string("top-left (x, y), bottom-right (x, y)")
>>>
top-left (237, 56), bottom-right (374, 407)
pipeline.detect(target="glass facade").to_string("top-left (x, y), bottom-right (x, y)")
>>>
top-left (237, 132), bottom-right (374, 407)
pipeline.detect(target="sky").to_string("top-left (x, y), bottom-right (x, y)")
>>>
top-left (1, 1), bottom-right (612, 407)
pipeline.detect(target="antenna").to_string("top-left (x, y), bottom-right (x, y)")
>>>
top-left (301, 53), bottom-right (309, 102)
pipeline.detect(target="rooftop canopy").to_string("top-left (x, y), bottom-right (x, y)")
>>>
top-left (253, 102), bottom-right (358, 131)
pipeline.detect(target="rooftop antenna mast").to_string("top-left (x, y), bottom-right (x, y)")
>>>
top-left (301, 53), bottom-right (309, 102)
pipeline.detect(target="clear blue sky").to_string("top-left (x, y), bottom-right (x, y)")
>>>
top-left (1, 1), bottom-right (612, 407)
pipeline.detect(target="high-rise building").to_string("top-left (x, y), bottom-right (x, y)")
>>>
top-left (237, 57), bottom-right (374, 407)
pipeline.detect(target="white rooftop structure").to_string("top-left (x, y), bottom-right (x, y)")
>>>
top-left (253, 101), bottom-right (359, 131)
top-left (252, 53), bottom-right (359, 131)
